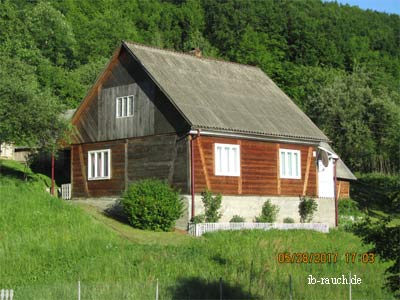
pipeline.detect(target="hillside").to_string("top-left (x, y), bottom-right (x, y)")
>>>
top-left (0, 0), bottom-right (399, 174)
top-left (0, 160), bottom-right (395, 299)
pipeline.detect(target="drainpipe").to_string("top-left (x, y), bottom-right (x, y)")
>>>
top-left (190, 129), bottom-right (201, 220)
top-left (333, 158), bottom-right (338, 227)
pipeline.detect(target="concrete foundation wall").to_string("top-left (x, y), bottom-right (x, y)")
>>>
top-left (181, 194), bottom-right (336, 228)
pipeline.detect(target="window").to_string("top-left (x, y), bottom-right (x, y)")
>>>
top-left (280, 149), bottom-right (301, 179)
top-left (214, 143), bottom-right (240, 176)
top-left (116, 95), bottom-right (134, 118)
top-left (88, 149), bottom-right (111, 180)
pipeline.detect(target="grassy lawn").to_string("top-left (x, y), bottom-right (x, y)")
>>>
top-left (0, 160), bottom-right (395, 299)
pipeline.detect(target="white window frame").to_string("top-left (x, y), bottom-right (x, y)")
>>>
top-left (214, 143), bottom-right (240, 176)
top-left (88, 149), bottom-right (111, 180)
top-left (279, 149), bottom-right (301, 179)
top-left (116, 95), bottom-right (134, 118)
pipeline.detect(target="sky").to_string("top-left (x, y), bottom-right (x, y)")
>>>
top-left (326, 0), bottom-right (400, 14)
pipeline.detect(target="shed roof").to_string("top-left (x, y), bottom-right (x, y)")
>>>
top-left (123, 42), bottom-right (329, 143)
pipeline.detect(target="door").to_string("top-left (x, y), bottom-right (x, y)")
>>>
top-left (318, 158), bottom-right (334, 198)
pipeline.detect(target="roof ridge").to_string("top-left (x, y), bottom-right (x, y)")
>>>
top-left (122, 40), bottom-right (261, 70)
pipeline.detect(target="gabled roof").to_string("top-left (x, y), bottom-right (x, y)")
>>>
top-left (123, 41), bottom-right (329, 143)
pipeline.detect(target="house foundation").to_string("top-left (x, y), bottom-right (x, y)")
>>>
top-left (181, 195), bottom-right (336, 228)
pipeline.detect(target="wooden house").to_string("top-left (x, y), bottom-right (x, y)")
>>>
top-left (70, 42), bottom-right (355, 227)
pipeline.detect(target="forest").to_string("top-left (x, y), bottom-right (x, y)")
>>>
top-left (0, 0), bottom-right (399, 174)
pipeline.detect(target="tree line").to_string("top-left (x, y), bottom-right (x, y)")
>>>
top-left (0, 0), bottom-right (399, 173)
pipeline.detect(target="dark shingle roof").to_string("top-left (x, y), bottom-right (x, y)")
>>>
top-left (124, 42), bottom-right (329, 142)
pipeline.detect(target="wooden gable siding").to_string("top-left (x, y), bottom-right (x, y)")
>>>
top-left (73, 47), bottom-right (189, 144)
top-left (71, 140), bottom-right (126, 198)
top-left (72, 134), bottom-right (189, 198)
top-left (336, 180), bottom-right (350, 199)
top-left (193, 136), bottom-right (317, 196)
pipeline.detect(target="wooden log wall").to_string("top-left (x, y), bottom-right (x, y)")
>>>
top-left (72, 134), bottom-right (189, 198)
top-left (127, 134), bottom-right (189, 193)
top-left (193, 136), bottom-right (317, 196)
top-left (336, 180), bottom-right (350, 199)
top-left (71, 140), bottom-right (126, 198)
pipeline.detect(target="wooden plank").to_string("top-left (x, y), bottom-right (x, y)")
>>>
top-left (72, 46), bottom-right (121, 127)
top-left (124, 139), bottom-right (128, 191)
top-left (70, 146), bottom-right (74, 196)
top-left (78, 145), bottom-right (89, 197)
top-left (238, 140), bottom-right (242, 194)
top-left (197, 137), bottom-right (211, 190)
top-left (302, 147), bottom-right (313, 195)
top-left (337, 180), bottom-right (342, 200)
top-left (276, 143), bottom-right (281, 195)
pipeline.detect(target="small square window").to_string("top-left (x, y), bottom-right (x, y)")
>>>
top-left (280, 149), bottom-right (301, 179)
top-left (88, 149), bottom-right (111, 180)
top-left (116, 95), bottom-right (134, 118)
top-left (214, 143), bottom-right (240, 176)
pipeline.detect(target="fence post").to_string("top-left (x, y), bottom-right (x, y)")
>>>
top-left (78, 280), bottom-right (81, 300)
top-left (349, 272), bottom-right (352, 300)
top-left (156, 279), bottom-right (159, 300)
top-left (289, 274), bottom-right (293, 300)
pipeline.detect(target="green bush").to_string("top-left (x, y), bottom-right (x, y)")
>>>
top-left (339, 198), bottom-right (362, 216)
top-left (121, 179), bottom-right (183, 231)
top-left (201, 189), bottom-right (222, 222)
top-left (190, 214), bottom-right (205, 224)
top-left (298, 196), bottom-right (318, 223)
top-left (255, 200), bottom-right (279, 223)
top-left (283, 217), bottom-right (295, 223)
top-left (230, 215), bottom-right (245, 223)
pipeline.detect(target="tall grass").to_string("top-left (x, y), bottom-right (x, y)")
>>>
top-left (0, 161), bottom-right (394, 299)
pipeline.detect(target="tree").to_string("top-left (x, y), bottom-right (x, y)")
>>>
top-left (353, 218), bottom-right (400, 296)
top-left (0, 56), bottom-right (69, 153)
top-left (307, 68), bottom-right (399, 173)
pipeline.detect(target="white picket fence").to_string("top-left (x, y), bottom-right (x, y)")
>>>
top-left (0, 290), bottom-right (13, 300)
top-left (61, 183), bottom-right (72, 200)
top-left (188, 222), bottom-right (329, 236)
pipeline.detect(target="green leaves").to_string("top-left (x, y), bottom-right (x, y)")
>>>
top-left (121, 179), bottom-right (183, 231)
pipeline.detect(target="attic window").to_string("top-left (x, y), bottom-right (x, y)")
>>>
top-left (280, 149), bottom-right (301, 179)
top-left (214, 143), bottom-right (240, 176)
top-left (116, 95), bottom-right (134, 118)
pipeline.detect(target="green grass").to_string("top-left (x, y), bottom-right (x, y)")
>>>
top-left (0, 160), bottom-right (395, 299)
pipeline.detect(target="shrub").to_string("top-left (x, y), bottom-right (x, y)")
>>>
top-left (283, 217), bottom-right (295, 223)
top-left (121, 179), bottom-right (183, 231)
top-left (339, 198), bottom-right (362, 216)
top-left (230, 215), bottom-right (245, 223)
top-left (298, 196), bottom-right (318, 223)
top-left (190, 214), bottom-right (205, 224)
top-left (255, 200), bottom-right (279, 223)
top-left (201, 189), bottom-right (222, 222)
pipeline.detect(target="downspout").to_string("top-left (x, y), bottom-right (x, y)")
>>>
top-left (333, 158), bottom-right (338, 227)
top-left (190, 129), bottom-right (201, 220)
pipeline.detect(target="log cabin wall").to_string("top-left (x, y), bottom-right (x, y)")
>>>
top-left (127, 134), bottom-right (189, 194)
top-left (193, 136), bottom-right (317, 197)
top-left (71, 140), bottom-right (126, 198)
top-left (72, 134), bottom-right (189, 198)
top-left (336, 180), bottom-right (350, 199)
